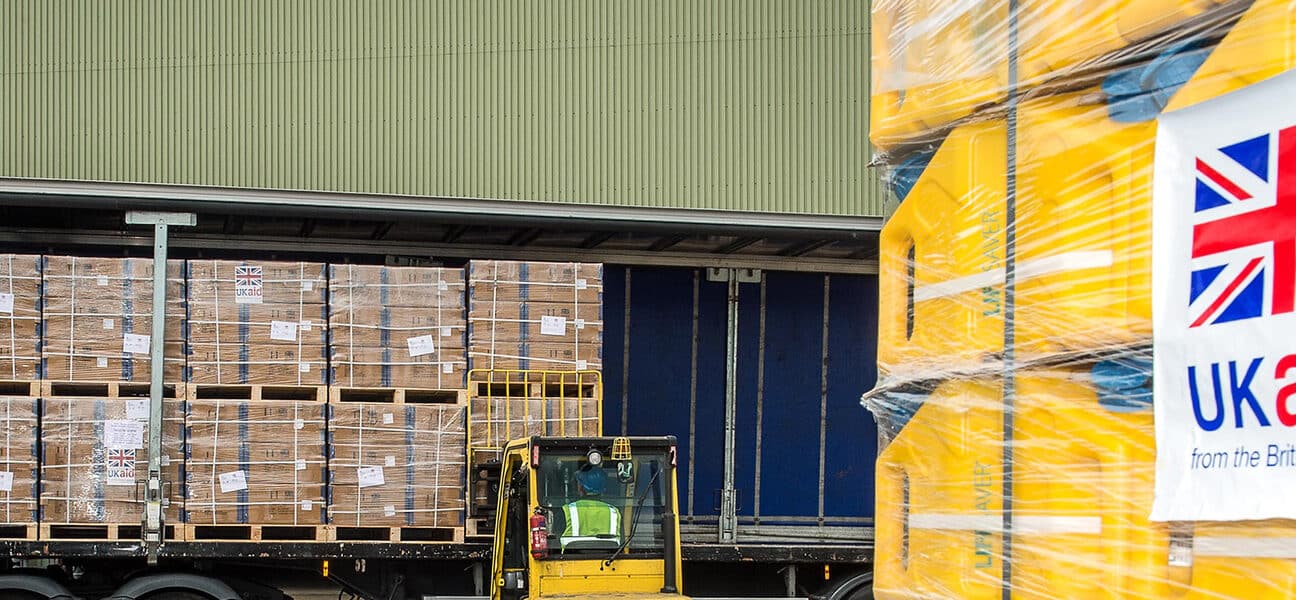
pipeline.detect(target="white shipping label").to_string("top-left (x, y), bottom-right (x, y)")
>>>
top-left (234, 265), bottom-right (263, 304)
top-left (0, 293), bottom-right (13, 314)
top-left (382, 413), bottom-right (394, 425)
top-left (270, 320), bottom-right (298, 342)
top-left (103, 420), bottom-right (145, 449)
top-left (407, 335), bottom-right (436, 357)
top-left (574, 318), bottom-right (585, 330)
top-left (441, 326), bottom-right (452, 337)
top-left (122, 333), bottom-right (151, 355)
top-left (295, 459), bottom-right (306, 471)
top-left (576, 360), bottom-right (589, 370)
top-left (125, 399), bottom-right (150, 421)
top-left (103, 318), bottom-right (114, 330)
top-left (301, 499), bottom-right (313, 511)
top-left (97, 275), bottom-right (109, 286)
top-left (294, 418), bottom-right (304, 430)
top-left (219, 470), bottom-right (248, 493)
top-left (300, 320), bottom-right (313, 331)
top-left (299, 362), bottom-right (311, 372)
top-left (0, 471), bottom-right (13, 492)
top-left (442, 363), bottom-right (453, 374)
top-left (97, 357), bottom-right (109, 368)
top-left (576, 278), bottom-right (588, 290)
top-left (357, 466), bottom-right (385, 488)
top-left (383, 505), bottom-right (397, 517)
top-left (160, 454), bottom-right (171, 467)
top-left (302, 280), bottom-right (314, 292)
top-left (438, 280), bottom-right (449, 291)
top-left (385, 455), bottom-right (396, 467)
top-left (540, 315), bottom-right (567, 336)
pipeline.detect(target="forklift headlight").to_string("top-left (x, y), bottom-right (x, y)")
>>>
top-left (587, 449), bottom-right (603, 467)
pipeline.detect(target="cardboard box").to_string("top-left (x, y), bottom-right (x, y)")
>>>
top-left (468, 396), bottom-right (599, 450)
top-left (468, 261), bottom-right (603, 304)
top-left (186, 261), bottom-right (328, 385)
top-left (330, 347), bottom-right (467, 389)
top-left (330, 264), bottom-right (466, 309)
top-left (330, 306), bottom-right (468, 349)
top-left (39, 397), bottom-right (183, 523)
top-left (186, 260), bottom-right (327, 305)
top-left (467, 302), bottom-right (603, 345)
top-left (0, 397), bottom-right (37, 524)
top-left (328, 402), bottom-right (466, 527)
top-left (42, 257), bottom-right (186, 383)
top-left (183, 400), bottom-right (327, 525)
top-left (467, 342), bottom-right (602, 371)
top-left (0, 255), bottom-right (42, 381)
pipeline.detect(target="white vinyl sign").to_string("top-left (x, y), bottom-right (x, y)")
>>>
top-left (1152, 71), bottom-right (1296, 521)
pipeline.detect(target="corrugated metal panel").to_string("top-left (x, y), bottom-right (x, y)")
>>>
top-left (0, 1), bottom-right (881, 217)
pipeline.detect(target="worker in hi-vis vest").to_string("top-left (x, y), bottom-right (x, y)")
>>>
top-left (560, 467), bottom-right (622, 548)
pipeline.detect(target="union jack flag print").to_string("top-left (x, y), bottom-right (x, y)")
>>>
top-left (106, 448), bottom-right (135, 469)
top-left (234, 265), bottom-right (263, 303)
top-left (1188, 125), bottom-right (1296, 328)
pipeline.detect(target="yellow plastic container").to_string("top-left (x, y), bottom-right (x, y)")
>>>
top-left (1181, 521), bottom-right (1296, 598)
top-left (874, 371), bottom-right (1296, 599)
top-left (873, 372), bottom-right (1171, 599)
top-left (868, 0), bottom-right (1251, 150)
top-left (1167, 0), bottom-right (1296, 112)
top-left (877, 92), bottom-right (1153, 381)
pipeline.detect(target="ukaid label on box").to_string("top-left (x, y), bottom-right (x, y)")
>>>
top-left (234, 265), bottom-right (263, 304)
top-left (1152, 71), bottom-right (1296, 521)
top-left (105, 448), bottom-right (137, 487)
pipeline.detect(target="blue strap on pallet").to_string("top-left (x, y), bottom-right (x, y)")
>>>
top-left (381, 267), bottom-right (392, 388)
top-left (405, 405), bottom-right (416, 526)
top-left (237, 402), bottom-right (249, 523)
top-left (238, 303), bottom-right (250, 384)
top-left (122, 260), bottom-right (134, 380)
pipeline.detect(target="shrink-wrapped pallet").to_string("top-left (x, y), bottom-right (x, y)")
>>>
top-left (182, 399), bottom-right (327, 525)
top-left (39, 397), bottom-right (183, 524)
top-left (185, 260), bottom-right (328, 385)
top-left (866, 0), bottom-right (1296, 598)
top-left (0, 255), bottom-right (41, 381)
top-left (467, 261), bottom-right (603, 372)
top-left (41, 256), bottom-right (185, 382)
top-left (329, 264), bottom-right (467, 388)
top-left (328, 402), bottom-right (466, 528)
top-left (0, 396), bottom-right (37, 526)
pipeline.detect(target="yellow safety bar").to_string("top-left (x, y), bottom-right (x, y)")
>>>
top-left (465, 369), bottom-right (603, 455)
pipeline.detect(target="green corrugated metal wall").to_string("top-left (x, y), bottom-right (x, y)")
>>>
top-left (1, 1), bottom-right (882, 217)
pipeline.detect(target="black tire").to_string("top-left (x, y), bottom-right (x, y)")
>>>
top-left (143, 592), bottom-right (212, 600)
top-left (816, 571), bottom-right (874, 600)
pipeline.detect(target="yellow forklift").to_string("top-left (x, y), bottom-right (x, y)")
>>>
top-left (490, 435), bottom-right (686, 600)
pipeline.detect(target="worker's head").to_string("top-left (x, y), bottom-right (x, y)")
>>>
top-left (576, 466), bottom-right (607, 496)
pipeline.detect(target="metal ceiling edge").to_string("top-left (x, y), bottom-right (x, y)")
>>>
top-left (0, 228), bottom-right (880, 275)
top-left (0, 178), bottom-right (885, 234)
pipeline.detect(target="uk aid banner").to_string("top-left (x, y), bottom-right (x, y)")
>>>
top-left (1152, 70), bottom-right (1296, 521)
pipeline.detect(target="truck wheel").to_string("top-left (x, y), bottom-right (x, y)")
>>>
top-left (143, 593), bottom-right (210, 600)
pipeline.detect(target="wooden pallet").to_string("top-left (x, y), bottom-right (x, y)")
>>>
top-left (465, 517), bottom-right (492, 541)
top-left (41, 523), bottom-right (180, 541)
top-left (185, 384), bottom-right (326, 402)
top-left (329, 386), bottom-right (466, 405)
top-left (41, 381), bottom-right (183, 399)
top-left (468, 380), bottom-right (598, 400)
top-left (0, 523), bottom-right (37, 540)
top-left (0, 381), bottom-right (39, 398)
top-left (328, 525), bottom-right (464, 543)
top-left (183, 523), bottom-right (329, 542)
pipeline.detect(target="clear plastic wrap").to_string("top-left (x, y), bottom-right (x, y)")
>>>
top-left (40, 397), bottom-right (183, 524)
top-left (327, 401), bottom-right (466, 528)
top-left (328, 264), bottom-right (468, 389)
top-left (0, 254), bottom-right (41, 380)
top-left (182, 399), bottom-right (327, 526)
top-left (467, 260), bottom-right (603, 372)
top-left (184, 260), bottom-right (328, 385)
top-left (866, 0), bottom-right (1296, 597)
top-left (0, 396), bottom-right (37, 526)
top-left (41, 256), bottom-right (185, 383)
